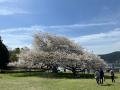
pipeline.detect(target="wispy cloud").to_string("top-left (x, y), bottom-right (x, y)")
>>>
top-left (47, 22), bottom-right (116, 29)
top-left (0, 7), bottom-right (29, 15)
top-left (0, 22), bottom-right (115, 33)
top-left (0, 0), bottom-right (29, 15)
top-left (0, 26), bottom-right (44, 33)
top-left (0, 0), bottom-right (17, 3)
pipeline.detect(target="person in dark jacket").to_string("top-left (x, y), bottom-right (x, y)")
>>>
top-left (99, 68), bottom-right (104, 84)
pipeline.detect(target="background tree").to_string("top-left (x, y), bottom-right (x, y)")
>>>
top-left (9, 48), bottom-right (20, 62)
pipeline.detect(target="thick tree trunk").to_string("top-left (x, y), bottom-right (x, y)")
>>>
top-left (71, 67), bottom-right (77, 77)
top-left (52, 65), bottom-right (58, 73)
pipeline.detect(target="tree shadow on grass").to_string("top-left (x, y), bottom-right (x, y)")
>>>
top-left (9, 71), bottom-right (95, 79)
top-left (3, 71), bottom-right (118, 79)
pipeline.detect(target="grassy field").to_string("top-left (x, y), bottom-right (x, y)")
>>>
top-left (0, 72), bottom-right (120, 90)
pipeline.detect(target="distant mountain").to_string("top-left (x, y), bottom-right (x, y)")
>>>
top-left (99, 51), bottom-right (120, 63)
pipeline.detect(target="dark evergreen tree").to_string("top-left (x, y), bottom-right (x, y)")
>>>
top-left (0, 37), bottom-right (9, 69)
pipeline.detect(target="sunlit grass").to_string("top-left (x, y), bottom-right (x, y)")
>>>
top-left (0, 72), bottom-right (120, 90)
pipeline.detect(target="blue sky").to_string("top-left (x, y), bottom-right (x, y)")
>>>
top-left (0, 0), bottom-right (120, 54)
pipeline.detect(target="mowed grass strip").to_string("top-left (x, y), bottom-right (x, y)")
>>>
top-left (0, 72), bottom-right (120, 90)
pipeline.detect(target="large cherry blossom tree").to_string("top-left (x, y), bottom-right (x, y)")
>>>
top-left (18, 33), bottom-right (106, 74)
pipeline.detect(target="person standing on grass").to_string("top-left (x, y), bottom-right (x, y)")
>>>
top-left (99, 68), bottom-right (104, 84)
top-left (95, 70), bottom-right (100, 85)
top-left (110, 69), bottom-right (115, 83)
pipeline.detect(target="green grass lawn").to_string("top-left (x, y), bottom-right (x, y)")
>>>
top-left (0, 72), bottom-right (120, 90)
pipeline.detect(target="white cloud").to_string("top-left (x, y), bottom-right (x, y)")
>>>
top-left (0, 26), bottom-right (45, 48)
top-left (72, 28), bottom-right (120, 54)
top-left (73, 29), bottom-right (120, 43)
top-left (2, 34), bottom-right (32, 48)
